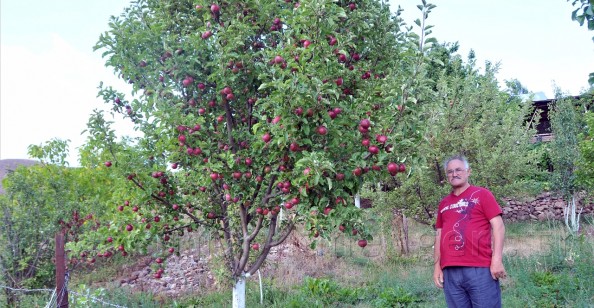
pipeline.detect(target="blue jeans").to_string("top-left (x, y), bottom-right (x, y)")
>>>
top-left (443, 266), bottom-right (501, 308)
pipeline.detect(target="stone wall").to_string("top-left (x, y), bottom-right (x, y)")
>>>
top-left (502, 192), bottom-right (594, 222)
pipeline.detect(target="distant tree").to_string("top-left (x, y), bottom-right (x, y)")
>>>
top-left (368, 45), bottom-right (542, 227)
top-left (568, 0), bottom-right (594, 85)
top-left (504, 78), bottom-right (529, 96)
top-left (576, 111), bottom-right (594, 195)
top-left (0, 139), bottom-right (113, 306)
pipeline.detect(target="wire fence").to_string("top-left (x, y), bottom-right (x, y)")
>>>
top-left (1, 272), bottom-right (128, 308)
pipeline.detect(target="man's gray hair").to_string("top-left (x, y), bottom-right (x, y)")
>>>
top-left (444, 155), bottom-right (470, 171)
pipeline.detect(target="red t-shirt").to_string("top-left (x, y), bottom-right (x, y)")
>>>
top-left (435, 185), bottom-right (502, 269)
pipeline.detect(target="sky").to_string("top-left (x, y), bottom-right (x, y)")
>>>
top-left (1, 0), bottom-right (593, 165)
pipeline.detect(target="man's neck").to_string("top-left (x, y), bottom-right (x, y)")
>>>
top-left (452, 183), bottom-right (471, 196)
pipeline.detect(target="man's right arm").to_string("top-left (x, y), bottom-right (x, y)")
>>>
top-left (433, 228), bottom-right (443, 288)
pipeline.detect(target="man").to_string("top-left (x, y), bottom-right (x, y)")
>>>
top-left (433, 155), bottom-right (506, 307)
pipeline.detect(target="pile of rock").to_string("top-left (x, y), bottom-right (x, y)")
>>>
top-left (502, 192), bottom-right (594, 222)
top-left (119, 248), bottom-right (215, 297)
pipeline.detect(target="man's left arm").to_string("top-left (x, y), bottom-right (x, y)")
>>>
top-left (489, 215), bottom-right (506, 280)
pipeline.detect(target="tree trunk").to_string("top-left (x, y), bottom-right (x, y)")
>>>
top-left (392, 211), bottom-right (410, 255)
top-left (232, 276), bottom-right (246, 308)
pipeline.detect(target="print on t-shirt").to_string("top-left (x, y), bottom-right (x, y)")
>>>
top-left (439, 193), bottom-right (479, 252)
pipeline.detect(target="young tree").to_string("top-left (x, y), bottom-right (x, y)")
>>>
top-left (368, 43), bottom-right (542, 228)
top-left (548, 93), bottom-right (591, 233)
top-left (71, 0), bottom-right (431, 305)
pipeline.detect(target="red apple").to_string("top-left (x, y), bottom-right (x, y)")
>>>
top-left (317, 126), bottom-right (328, 135)
top-left (105, 161), bottom-right (112, 167)
top-left (201, 30), bottom-right (212, 39)
top-left (210, 3), bottom-right (220, 14)
top-left (290, 142), bottom-right (301, 152)
top-left (328, 110), bottom-right (337, 119)
top-left (125, 224), bottom-right (133, 232)
top-left (358, 239), bottom-right (367, 248)
top-left (360, 119), bottom-right (371, 129)
top-left (387, 162), bottom-right (398, 175)
top-left (252, 243), bottom-right (260, 250)
top-left (368, 146), bottom-right (379, 155)
top-left (328, 36), bottom-right (337, 46)
top-left (262, 132), bottom-right (272, 143)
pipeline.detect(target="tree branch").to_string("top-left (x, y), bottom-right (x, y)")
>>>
top-left (223, 98), bottom-right (238, 153)
top-left (270, 219), bottom-right (295, 247)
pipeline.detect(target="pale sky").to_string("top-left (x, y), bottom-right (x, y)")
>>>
top-left (1, 0), bottom-right (593, 165)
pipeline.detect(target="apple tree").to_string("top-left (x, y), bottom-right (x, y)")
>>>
top-left (71, 0), bottom-right (429, 305)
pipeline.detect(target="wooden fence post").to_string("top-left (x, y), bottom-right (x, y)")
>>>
top-left (55, 232), bottom-right (68, 308)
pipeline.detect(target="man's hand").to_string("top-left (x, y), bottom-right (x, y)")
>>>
top-left (490, 259), bottom-right (506, 280)
top-left (433, 264), bottom-right (444, 288)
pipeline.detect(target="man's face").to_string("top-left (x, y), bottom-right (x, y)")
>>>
top-left (446, 159), bottom-right (470, 188)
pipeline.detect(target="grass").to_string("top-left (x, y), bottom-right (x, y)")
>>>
top-left (8, 218), bottom-right (594, 307)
